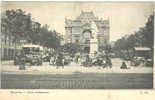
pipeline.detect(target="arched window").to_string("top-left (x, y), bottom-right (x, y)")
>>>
top-left (83, 30), bottom-right (91, 39)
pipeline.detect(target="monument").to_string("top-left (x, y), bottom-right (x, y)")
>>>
top-left (90, 21), bottom-right (98, 56)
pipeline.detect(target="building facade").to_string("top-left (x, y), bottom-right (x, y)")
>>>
top-left (1, 28), bottom-right (22, 60)
top-left (65, 11), bottom-right (110, 53)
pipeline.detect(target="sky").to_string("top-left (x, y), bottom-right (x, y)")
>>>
top-left (2, 2), bottom-right (154, 42)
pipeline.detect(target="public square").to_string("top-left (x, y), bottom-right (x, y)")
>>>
top-left (1, 58), bottom-right (153, 89)
top-left (1, 2), bottom-right (154, 89)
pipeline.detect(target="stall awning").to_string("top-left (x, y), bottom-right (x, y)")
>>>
top-left (134, 47), bottom-right (151, 51)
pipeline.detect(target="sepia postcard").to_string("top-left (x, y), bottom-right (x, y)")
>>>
top-left (0, 1), bottom-right (155, 100)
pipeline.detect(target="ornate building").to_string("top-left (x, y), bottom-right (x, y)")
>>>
top-left (65, 11), bottom-right (110, 53)
top-left (1, 14), bottom-right (21, 60)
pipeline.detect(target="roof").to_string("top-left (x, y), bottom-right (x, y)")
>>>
top-left (22, 44), bottom-right (43, 50)
top-left (23, 44), bottom-right (40, 48)
top-left (134, 47), bottom-right (151, 51)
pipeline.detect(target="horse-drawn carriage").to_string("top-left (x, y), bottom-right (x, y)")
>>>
top-left (49, 53), bottom-right (72, 66)
top-left (79, 53), bottom-right (112, 68)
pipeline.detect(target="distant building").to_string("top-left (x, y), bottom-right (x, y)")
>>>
top-left (1, 14), bottom-right (30, 60)
top-left (65, 11), bottom-right (110, 53)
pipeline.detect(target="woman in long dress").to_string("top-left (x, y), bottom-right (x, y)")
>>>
top-left (56, 53), bottom-right (64, 69)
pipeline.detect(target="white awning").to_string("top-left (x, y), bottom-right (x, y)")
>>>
top-left (23, 44), bottom-right (40, 48)
top-left (22, 44), bottom-right (43, 51)
top-left (134, 47), bottom-right (151, 51)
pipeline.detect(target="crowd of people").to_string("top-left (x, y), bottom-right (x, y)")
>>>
top-left (48, 51), bottom-right (113, 69)
top-left (15, 50), bottom-right (130, 70)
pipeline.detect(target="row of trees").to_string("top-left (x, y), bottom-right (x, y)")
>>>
top-left (112, 15), bottom-right (154, 59)
top-left (1, 9), bottom-right (62, 49)
top-left (33, 24), bottom-right (62, 49)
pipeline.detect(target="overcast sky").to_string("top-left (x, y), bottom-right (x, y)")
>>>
top-left (2, 2), bottom-right (154, 41)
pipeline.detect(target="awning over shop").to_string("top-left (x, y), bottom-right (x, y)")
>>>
top-left (134, 47), bottom-right (151, 51)
top-left (134, 47), bottom-right (152, 58)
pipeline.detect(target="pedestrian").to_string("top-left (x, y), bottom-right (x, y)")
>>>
top-left (79, 56), bottom-right (83, 66)
top-left (85, 54), bottom-right (90, 67)
top-left (97, 57), bottom-right (103, 69)
top-left (120, 61), bottom-right (127, 69)
top-left (50, 55), bottom-right (55, 65)
top-left (106, 56), bottom-right (112, 68)
top-left (75, 55), bottom-right (80, 64)
top-left (80, 55), bottom-right (83, 66)
top-left (19, 51), bottom-right (26, 70)
top-left (109, 58), bottom-right (112, 68)
top-left (56, 53), bottom-right (64, 69)
top-left (14, 51), bottom-right (20, 65)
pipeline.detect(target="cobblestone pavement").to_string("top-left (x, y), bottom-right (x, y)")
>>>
top-left (1, 58), bottom-right (153, 89)
top-left (1, 73), bottom-right (153, 89)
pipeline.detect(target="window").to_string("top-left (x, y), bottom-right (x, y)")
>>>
top-left (75, 39), bottom-right (79, 43)
top-left (83, 31), bottom-right (91, 39)
top-left (4, 38), bottom-right (7, 45)
top-left (4, 48), bottom-right (7, 59)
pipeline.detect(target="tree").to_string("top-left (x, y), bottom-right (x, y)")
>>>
top-left (113, 36), bottom-right (135, 60)
top-left (62, 43), bottom-right (82, 56)
top-left (2, 9), bottom-right (66, 51)
top-left (37, 25), bottom-right (61, 49)
top-left (113, 14), bottom-right (154, 60)
top-left (2, 9), bottom-right (33, 53)
top-left (5, 9), bottom-right (32, 40)
top-left (143, 15), bottom-right (154, 48)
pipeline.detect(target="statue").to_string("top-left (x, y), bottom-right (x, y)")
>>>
top-left (90, 21), bottom-right (98, 57)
